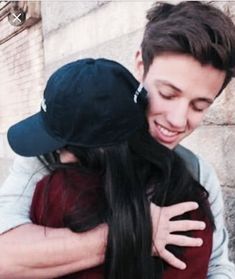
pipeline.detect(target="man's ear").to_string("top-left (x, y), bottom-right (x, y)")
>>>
top-left (134, 49), bottom-right (145, 83)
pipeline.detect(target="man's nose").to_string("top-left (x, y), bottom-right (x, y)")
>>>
top-left (166, 100), bottom-right (189, 129)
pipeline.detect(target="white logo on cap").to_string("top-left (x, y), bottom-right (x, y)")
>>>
top-left (41, 98), bottom-right (47, 112)
top-left (134, 84), bottom-right (144, 103)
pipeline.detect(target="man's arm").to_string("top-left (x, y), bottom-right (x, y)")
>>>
top-left (0, 155), bottom-right (107, 278)
top-left (0, 223), bottom-right (107, 279)
top-left (0, 156), bottom-right (47, 233)
top-left (198, 156), bottom-right (235, 279)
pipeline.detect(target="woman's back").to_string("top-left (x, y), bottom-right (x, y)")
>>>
top-left (31, 166), bottom-right (213, 279)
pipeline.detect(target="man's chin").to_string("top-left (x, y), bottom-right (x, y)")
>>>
top-left (153, 137), bottom-right (178, 150)
top-left (149, 126), bottom-right (182, 150)
top-left (161, 142), bottom-right (177, 150)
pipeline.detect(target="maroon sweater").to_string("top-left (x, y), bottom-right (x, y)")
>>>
top-left (31, 169), bottom-right (212, 279)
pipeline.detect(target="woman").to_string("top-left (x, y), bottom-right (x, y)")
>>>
top-left (8, 58), bottom-right (213, 279)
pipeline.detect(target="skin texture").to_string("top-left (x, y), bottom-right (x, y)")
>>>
top-left (0, 223), bottom-right (107, 279)
top-left (135, 51), bottom-right (226, 149)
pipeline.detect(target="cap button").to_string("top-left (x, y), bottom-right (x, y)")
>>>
top-left (86, 59), bottom-right (95, 64)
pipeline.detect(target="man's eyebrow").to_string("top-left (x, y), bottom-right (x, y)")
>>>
top-left (156, 80), bottom-right (182, 92)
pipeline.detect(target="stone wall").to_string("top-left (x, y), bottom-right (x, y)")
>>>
top-left (40, 1), bottom-right (152, 78)
top-left (181, 1), bottom-right (235, 260)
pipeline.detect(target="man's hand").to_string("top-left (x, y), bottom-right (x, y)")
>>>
top-left (151, 202), bottom-right (205, 270)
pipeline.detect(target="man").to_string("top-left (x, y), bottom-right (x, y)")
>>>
top-left (0, 1), bottom-right (235, 278)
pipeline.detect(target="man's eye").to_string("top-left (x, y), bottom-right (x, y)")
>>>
top-left (159, 91), bottom-right (174, 100)
top-left (193, 107), bottom-right (204, 112)
top-left (192, 104), bottom-right (208, 112)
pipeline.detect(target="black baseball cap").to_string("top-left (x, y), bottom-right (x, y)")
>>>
top-left (7, 58), bottom-right (147, 157)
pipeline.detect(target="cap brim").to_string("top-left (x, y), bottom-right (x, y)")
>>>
top-left (7, 113), bottom-right (66, 157)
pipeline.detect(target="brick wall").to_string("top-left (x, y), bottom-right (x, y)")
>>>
top-left (0, 1), bottom-right (43, 181)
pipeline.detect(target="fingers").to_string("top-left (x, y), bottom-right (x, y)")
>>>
top-left (151, 201), bottom-right (205, 270)
top-left (170, 220), bottom-right (206, 232)
top-left (168, 234), bottom-right (203, 247)
top-left (166, 202), bottom-right (199, 219)
top-left (158, 249), bottom-right (187, 270)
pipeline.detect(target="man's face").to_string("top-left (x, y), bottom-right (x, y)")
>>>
top-left (135, 52), bottom-right (226, 149)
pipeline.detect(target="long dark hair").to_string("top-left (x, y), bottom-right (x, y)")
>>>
top-left (38, 129), bottom-right (214, 279)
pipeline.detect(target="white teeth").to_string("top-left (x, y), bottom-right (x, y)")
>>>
top-left (158, 125), bottom-right (178, 137)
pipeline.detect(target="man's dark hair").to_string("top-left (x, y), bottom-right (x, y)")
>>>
top-left (141, 1), bottom-right (235, 91)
